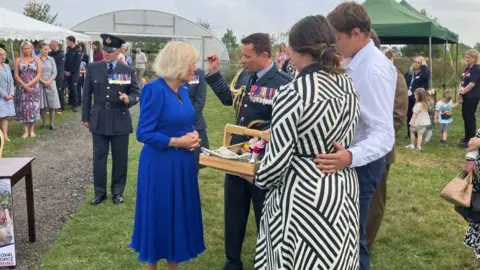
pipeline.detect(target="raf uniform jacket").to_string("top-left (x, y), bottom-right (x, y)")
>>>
top-left (386, 68), bottom-right (409, 164)
top-left (206, 64), bottom-right (291, 145)
top-left (189, 69), bottom-right (207, 131)
top-left (81, 61), bottom-right (140, 136)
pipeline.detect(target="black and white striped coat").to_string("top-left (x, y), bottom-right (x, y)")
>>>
top-left (254, 69), bottom-right (360, 270)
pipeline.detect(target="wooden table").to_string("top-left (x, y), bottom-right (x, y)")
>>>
top-left (0, 158), bottom-right (35, 243)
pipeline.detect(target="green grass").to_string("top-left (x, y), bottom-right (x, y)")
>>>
top-left (38, 90), bottom-right (480, 269)
top-left (2, 110), bottom-right (75, 157)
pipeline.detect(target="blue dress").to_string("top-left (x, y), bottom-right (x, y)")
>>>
top-left (130, 78), bottom-right (205, 264)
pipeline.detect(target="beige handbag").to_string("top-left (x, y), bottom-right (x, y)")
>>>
top-left (440, 171), bottom-right (473, 207)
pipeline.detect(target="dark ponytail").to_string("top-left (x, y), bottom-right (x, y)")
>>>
top-left (289, 15), bottom-right (344, 74)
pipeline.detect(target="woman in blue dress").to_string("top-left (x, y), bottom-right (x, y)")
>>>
top-left (130, 41), bottom-right (205, 270)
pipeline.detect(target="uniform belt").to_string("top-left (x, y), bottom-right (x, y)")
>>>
top-left (94, 102), bottom-right (126, 109)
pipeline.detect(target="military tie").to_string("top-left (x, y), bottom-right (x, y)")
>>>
top-left (108, 63), bottom-right (114, 74)
top-left (251, 73), bottom-right (258, 86)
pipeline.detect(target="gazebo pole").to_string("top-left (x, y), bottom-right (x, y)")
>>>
top-left (443, 40), bottom-right (447, 92)
top-left (429, 37), bottom-right (433, 90)
top-left (9, 40), bottom-right (15, 60)
top-left (455, 43), bottom-right (459, 102)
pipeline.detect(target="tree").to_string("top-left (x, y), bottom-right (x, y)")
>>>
top-left (401, 44), bottom-right (443, 59)
top-left (269, 33), bottom-right (277, 46)
top-left (474, 42), bottom-right (480, 52)
top-left (270, 31), bottom-right (289, 46)
top-left (449, 42), bottom-right (472, 63)
top-left (221, 29), bottom-right (238, 53)
top-left (23, 0), bottom-right (60, 26)
top-left (131, 40), bottom-right (165, 54)
top-left (196, 19), bottom-right (213, 32)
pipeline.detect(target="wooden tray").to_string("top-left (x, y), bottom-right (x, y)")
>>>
top-left (199, 124), bottom-right (269, 177)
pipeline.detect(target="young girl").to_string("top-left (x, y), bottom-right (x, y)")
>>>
top-left (424, 89), bottom-right (436, 143)
top-left (406, 88), bottom-right (431, 150)
top-left (434, 89), bottom-right (459, 145)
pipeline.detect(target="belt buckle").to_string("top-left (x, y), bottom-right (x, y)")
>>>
top-left (105, 102), bottom-right (111, 109)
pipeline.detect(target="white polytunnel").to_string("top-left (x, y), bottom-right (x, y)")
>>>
top-left (71, 9), bottom-right (230, 72)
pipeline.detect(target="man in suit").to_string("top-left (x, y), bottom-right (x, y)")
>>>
top-left (206, 33), bottom-right (291, 270)
top-left (366, 30), bottom-right (408, 249)
top-left (189, 68), bottom-right (209, 173)
top-left (81, 34), bottom-right (140, 205)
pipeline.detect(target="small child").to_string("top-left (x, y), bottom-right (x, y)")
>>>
top-left (434, 89), bottom-right (459, 145)
top-left (406, 88), bottom-right (431, 150)
top-left (424, 89), bottom-right (436, 143)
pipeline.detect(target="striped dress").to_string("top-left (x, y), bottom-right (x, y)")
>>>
top-left (253, 69), bottom-right (360, 270)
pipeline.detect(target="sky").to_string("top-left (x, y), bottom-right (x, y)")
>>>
top-left (1, 0), bottom-right (478, 46)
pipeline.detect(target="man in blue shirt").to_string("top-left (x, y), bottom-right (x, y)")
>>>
top-left (315, 3), bottom-right (397, 270)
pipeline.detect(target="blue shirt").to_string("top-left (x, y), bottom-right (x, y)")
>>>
top-left (436, 100), bottom-right (454, 124)
top-left (126, 55), bottom-right (133, 66)
top-left (106, 60), bottom-right (118, 70)
top-left (256, 61), bottom-right (274, 80)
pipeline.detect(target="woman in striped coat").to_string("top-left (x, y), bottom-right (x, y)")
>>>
top-left (252, 15), bottom-right (360, 270)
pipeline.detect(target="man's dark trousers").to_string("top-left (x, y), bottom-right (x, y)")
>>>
top-left (92, 133), bottom-right (129, 197)
top-left (67, 72), bottom-right (80, 107)
top-left (356, 157), bottom-right (386, 270)
top-left (223, 174), bottom-right (265, 270)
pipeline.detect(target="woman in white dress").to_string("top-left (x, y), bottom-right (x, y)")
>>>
top-left (252, 15), bottom-right (360, 270)
top-left (0, 48), bottom-right (15, 141)
top-left (38, 43), bottom-right (60, 130)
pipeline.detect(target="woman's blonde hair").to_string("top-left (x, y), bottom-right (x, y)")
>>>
top-left (153, 41), bottom-right (199, 80)
top-left (409, 56), bottom-right (425, 73)
top-left (0, 48), bottom-right (6, 58)
top-left (465, 49), bottom-right (479, 65)
top-left (20, 41), bottom-right (33, 58)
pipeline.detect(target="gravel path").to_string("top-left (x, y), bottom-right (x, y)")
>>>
top-left (9, 106), bottom-right (139, 269)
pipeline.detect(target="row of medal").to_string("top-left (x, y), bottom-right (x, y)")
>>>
top-left (188, 74), bottom-right (200, 85)
top-left (248, 85), bottom-right (276, 105)
top-left (108, 74), bottom-right (132, 85)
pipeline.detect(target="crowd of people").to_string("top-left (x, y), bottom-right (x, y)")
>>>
top-left (128, 2), bottom-right (396, 270)
top-left (124, 2), bottom-right (480, 270)
top-left (0, 38), bottom-right (148, 141)
top-left (1, 1), bottom-right (480, 269)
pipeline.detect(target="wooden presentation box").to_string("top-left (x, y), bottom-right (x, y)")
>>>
top-left (199, 124), bottom-right (270, 177)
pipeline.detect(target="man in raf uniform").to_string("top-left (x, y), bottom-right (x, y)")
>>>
top-left (81, 34), bottom-right (140, 205)
top-left (206, 33), bottom-right (291, 270)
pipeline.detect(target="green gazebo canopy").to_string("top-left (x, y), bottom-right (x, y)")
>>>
top-left (363, 0), bottom-right (459, 44)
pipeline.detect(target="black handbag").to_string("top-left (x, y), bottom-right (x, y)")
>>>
top-left (455, 178), bottom-right (480, 223)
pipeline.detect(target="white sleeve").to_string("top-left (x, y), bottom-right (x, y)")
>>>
top-left (348, 71), bottom-right (396, 168)
top-left (435, 101), bottom-right (441, 111)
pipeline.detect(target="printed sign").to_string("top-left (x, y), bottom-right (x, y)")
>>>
top-left (0, 179), bottom-right (15, 267)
